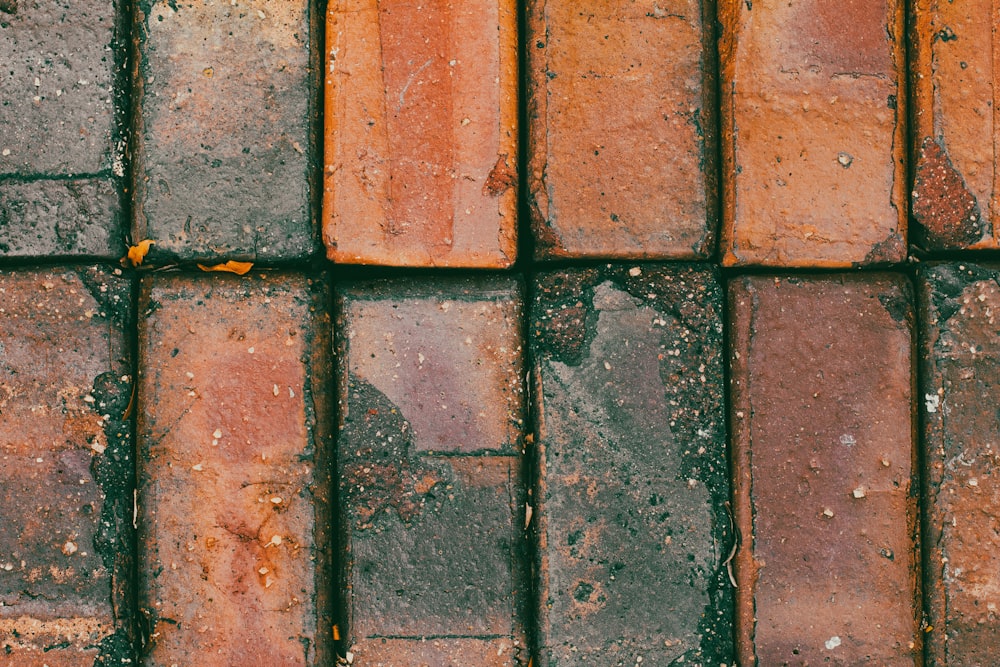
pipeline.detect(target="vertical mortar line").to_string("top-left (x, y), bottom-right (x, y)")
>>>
top-left (514, 0), bottom-right (535, 271)
top-left (312, 0), bottom-right (328, 261)
top-left (706, 0), bottom-right (723, 263)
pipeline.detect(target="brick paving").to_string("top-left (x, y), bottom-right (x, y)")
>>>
top-left (2, 1), bottom-right (999, 666)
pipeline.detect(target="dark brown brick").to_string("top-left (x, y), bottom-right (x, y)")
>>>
top-left (0, 266), bottom-right (133, 665)
top-left (132, 1), bottom-right (316, 262)
top-left (323, 0), bottom-right (518, 268)
top-left (530, 264), bottom-right (733, 664)
top-left (919, 263), bottom-right (1000, 663)
top-left (336, 277), bottom-right (527, 664)
top-left (526, 3), bottom-right (717, 260)
top-left (137, 273), bottom-right (333, 665)
top-left (0, 0), bottom-right (119, 175)
top-left (729, 275), bottom-right (920, 664)
top-left (0, 178), bottom-right (121, 258)
top-left (719, 0), bottom-right (907, 267)
top-left (911, 1), bottom-right (999, 250)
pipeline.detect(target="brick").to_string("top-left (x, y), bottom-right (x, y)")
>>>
top-left (0, 178), bottom-right (121, 258)
top-left (132, 1), bottom-right (316, 262)
top-left (335, 277), bottom-right (527, 664)
top-left (136, 274), bottom-right (333, 665)
top-left (526, 3), bottom-right (716, 260)
top-left (0, 0), bottom-right (118, 175)
top-left (911, 1), bottom-right (1000, 249)
top-left (719, 0), bottom-right (907, 267)
top-left (323, 1), bottom-right (518, 268)
top-left (0, 266), bottom-right (133, 665)
top-left (729, 275), bottom-right (920, 664)
top-left (918, 263), bottom-right (1000, 662)
top-left (529, 265), bottom-right (733, 664)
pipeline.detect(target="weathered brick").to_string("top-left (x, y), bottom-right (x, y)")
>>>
top-left (719, 0), bottom-right (907, 267)
top-left (137, 273), bottom-right (333, 665)
top-left (918, 263), bottom-right (1000, 663)
top-left (526, 3), bottom-right (716, 260)
top-left (0, 178), bottom-right (121, 258)
top-left (729, 275), bottom-right (920, 664)
top-left (0, 266), bottom-right (133, 665)
top-left (0, 0), bottom-right (118, 175)
top-left (911, 1), bottom-right (1000, 249)
top-left (335, 277), bottom-right (527, 663)
top-left (132, 1), bottom-right (316, 262)
top-left (323, 1), bottom-right (518, 268)
top-left (529, 265), bottom-right (733, 664)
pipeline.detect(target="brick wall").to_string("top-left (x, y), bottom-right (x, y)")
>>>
top-left (1, 0), bottom-right (997, 664)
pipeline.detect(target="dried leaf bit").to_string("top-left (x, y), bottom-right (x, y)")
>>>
top-left (127, 239), bottom-right (155, 266)
top-left (196, 261), bottom-right (254, 275)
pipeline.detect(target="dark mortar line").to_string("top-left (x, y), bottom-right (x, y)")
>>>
top-left (365, 633), bottom-right (514, 641)
top-left (511, 0), bottom-right (535, 273)
top-left (0, 170), bottom-right (115, 184)
top-left (521, 271), bottom-right (544, 665)
top-left (418, 449), bottom-right (523, 459)
top-left (123, 270), bottom-right (142, 665)
top-left (707, 0), bottom-right (723, 264)
top-left (309, 0), bottom-right (328, 262)
top-left (0, 255), bottom-right (128, 270)
top-left (329, 280), bottom-right (350, 659)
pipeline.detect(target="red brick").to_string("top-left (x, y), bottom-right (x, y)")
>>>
top-left (132, 1), bottom-right (316, 262)
top-left (919, 263), bottom-right (1000, 662)
top-left (0, 0), bottom-right (119, 175)
top-left (729, 275), bottom-right (920, 664)
top-left (335, 277), bottom-right (527, 664)
top-left (911, 1), bottom-right (1000, 249)
top-left (0, 266), bottom-right (133, 665)
top-left (137, 274), bottom-right (333, 665)
top-left (323, 1), bottom-right (518, 268)
top-left (530, 265), bottom-right (733, 664)
top-left (526, 3), bottom-right (716, 260)
top-left (719, 0), bottom-right (907, 267)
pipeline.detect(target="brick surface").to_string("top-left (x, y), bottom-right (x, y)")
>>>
top-left (526, 3), bottom-right (716, 260)
top-left (719, 0), bottom-right (907, 267)
top-left (911, 1), bottom-right (1000, 249)
top-left (137, 274), bottom-right (333, 665)
top-left (729, 275), bottom-right (920, 665)
top-left (919, 263), bottom-right (1000, 663)
top-left (324, 1), bottom-right (518, 268)
top-left (0, 178), bottom-right (121, 258)
top-left (529, 265), bottom-right (733, 664)
top-left (335, 277), bottom-right (527, 664)
top-left (0, 0), bottom-right (118, 175)
top-left (132, 1), bottom-right (316, 262)
top-left (0, 266), bottom-right (133, 665)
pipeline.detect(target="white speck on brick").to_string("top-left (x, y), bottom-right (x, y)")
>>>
top-left (925, 394), bottom-right (940, 413)
top-left (825, 636), bottom-right (841, 650)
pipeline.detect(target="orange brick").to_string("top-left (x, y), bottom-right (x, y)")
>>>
top-left (527, 2), bottom-right (717, 259)
top-left (729, 275), bottom-right (920, 664)
top-left (911, 0), bottom-right (1000, 249)
top-left (137, 274), bottom-right (333, 666)
top-left (324, 1), bottom-right (518, 268)
top-left (719, 0), bottom-right (907, 267)
top-left (0, 267), bottom-right (133, 666)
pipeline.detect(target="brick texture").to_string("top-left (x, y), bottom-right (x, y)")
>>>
top-left (911, 1), bottom-right (1000, 249)
top-left (132, 0), bottom-right (317, 262)
top-left (719, 0), bottom-right (907, 267)
top-left (137, 274), bottom-right (333, 665)
top-left (526, 3), bottom-right (717, 260)
top-left (0, 266), bottom-right (133, 666)
top-left (919, 263), bottom-right (1000, 663)
top-left (335, 277), bottom-right (527, 664)
top-left (323, 1), bottom-right (518, 268)
top-left (729, 275), bottom-right (920, 664)
top-left (530, 265), bottom-right (733, 664)
top-left (0, 0), bottom-right (119, 175)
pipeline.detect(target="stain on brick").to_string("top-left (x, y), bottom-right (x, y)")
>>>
top-left (912, 138), bottom-right (985, 248)
top-left (531, 264), bottom-right (733, 665)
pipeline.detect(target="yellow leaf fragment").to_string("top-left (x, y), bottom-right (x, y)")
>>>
top-left (196, 260), bottom-right (254, 275)
top-left (127, 239), bottom-right (155, 266)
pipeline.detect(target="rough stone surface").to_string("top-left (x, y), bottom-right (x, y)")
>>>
top-left (719, 0), bottom-right (907, 267)
top-left (919, 263), bottom-right (1000, 664)
top-left (324, 0), bottom-right (518, 268)
top-left (729, 275), bottom-right (920, 665)
top-left (137, 273), bottom-right (333, 666)
top-left (132, 0), bottom-right (316, 262)
top-left (336, 277), bottom-right (527, 664)
top-left (911, 0), bottom-right (999, 250)
top-left (0, 0), bottom-right (118, 175)
top-left (526, 2), bottom-right (716, 260)
top-left (530, 264), bottom-right (733, 665)
top-left (0, 178), bottom-right (121, 257)
top-left (0, 266), bottom-right (133, 666)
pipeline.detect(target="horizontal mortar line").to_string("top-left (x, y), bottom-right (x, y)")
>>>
top-left (365, 634), bottom-right (514, 641)
top-left (0, 170), bottom-right (115, 184)
top-left (418, 449), bottom-right (521, 459)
